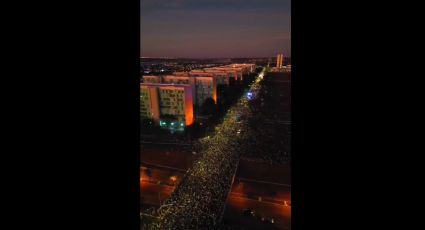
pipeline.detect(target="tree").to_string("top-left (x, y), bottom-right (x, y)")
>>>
top-left (200, 97), bottom-right (216, 115)
top-left (159, 114), bottom-right (178, 122)
top-left (185, 122), bottom-right (202, 138)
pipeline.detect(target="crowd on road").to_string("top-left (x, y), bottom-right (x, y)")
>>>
top-left (141, 69), bottom-right (292, 229)
top-left (238, 73), bottom-right (291, 164)
top-left (141, 69), bottom-right (266, 229)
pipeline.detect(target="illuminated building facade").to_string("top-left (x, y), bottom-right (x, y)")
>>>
top-left (172, 63), bottom-right (255, 86)
top-left (161, 75), bottom-right (216, 106)
top-left (276, 54), bottom-right (284, 68)
top-left (142, 75), bottom-right (217, 106)
top-left (203, 67), bottom-right (242, 81)
top-left (230, 63), bottom-right (256, 73)
top-left (173, 72), bottom-right (190, 77)
top-left (140, 83), bottom-right (194, 130)
top-left (189, 70), bottom-right (227, 83)
top-left (198, 70), bottom-right (233, 85)
top-left (142, 75), bottom-right (161, 83)
top-left (140, 85), bottom-right (160, 121)
top-left (192, 76), bottom-right (217, 106)
top-left (140, 64), bottom-right (255, 129)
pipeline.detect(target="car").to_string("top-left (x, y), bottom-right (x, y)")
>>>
top-left (243, 208), bottom-right (255, 217)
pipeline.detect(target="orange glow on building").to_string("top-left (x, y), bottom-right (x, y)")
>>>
top-left (141, 83), bottom-right (194, 127)
top-left (212, 76), bottom-right (217, 103)
top-left (142, 74), bottom-right (216, 107)
top-left (276, 54), bottom-right (284, 68)
top-left (184, 85), bottom-right (194, 125)
top-left (140, 84), bottom-right (160, 124)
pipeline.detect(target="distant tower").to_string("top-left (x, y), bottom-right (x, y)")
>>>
top-left (276, 54), bottom-right (281, 68)
top-left (279, 54), bottom-right (284, 68)
top-left (276, 53), bottom-right (284, 68)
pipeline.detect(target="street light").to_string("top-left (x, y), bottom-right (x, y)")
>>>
top-left (170, 175), bottom-right (177, 184)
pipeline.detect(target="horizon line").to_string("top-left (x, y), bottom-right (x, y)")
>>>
top-left (140, 56), bottom-right (291, 59)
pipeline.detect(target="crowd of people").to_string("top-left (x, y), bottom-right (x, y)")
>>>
top-left (237, 72), bottom-right (291, 164)
top-left (141, 70), bottom-right (265, 229)
top-left (141, 68), bottom-right (292, 229)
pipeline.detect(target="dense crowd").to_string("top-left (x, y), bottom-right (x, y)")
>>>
top-left (238, 73), bottom-right (291, 164)
top-left (141, 70), bottom-right (266, 229)
top-left (141, 68), bottom-right (291, 229)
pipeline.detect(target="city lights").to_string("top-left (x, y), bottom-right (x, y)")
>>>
top-left (144, 68), bottom-right (268, 229)
top-left (169, 176), bottom-right (177, 182)
top-left (140, 0), bottom-right (292, 228)
top-left (246, 91), bottom-right (253, 100)
top-left (141, 58), bottom-right (290, 229)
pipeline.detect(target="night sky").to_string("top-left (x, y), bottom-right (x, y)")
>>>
top-left (141, 0), bottom-right (291, 58)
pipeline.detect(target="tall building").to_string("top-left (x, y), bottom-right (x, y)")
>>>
top-left (203, 67), bottom-right (243, 81)
top-left (140, 83), bottom-right (194, 129)
top-left (229, 63), bottom-right (256, 73)
top-left (280, 54), bottom-right (284, 67)
top-left (173, 63), bottom-right (255, 86)
top-left (162, 75), bottom-right (216, 106)
top-left (276, 54), bottom-right (284, 68)
top-left (193, 76), bottom-right (217, 106)
top-left (276, 54), bottom-right (281, 68)
top-left (191, 69), bottom-right (232, 85)
top-left (142, 75), bottom-right (161, 83)
top-left (140, 85), bottom-right (160, 122)
top-left (142, 75), bottom-right (217, 106)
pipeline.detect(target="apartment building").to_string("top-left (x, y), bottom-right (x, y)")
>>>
top-left (142, 75), bottom-right (217, 106)
top-left (140, 83), bottom-right (194, 129)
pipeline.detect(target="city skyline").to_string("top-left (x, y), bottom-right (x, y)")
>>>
top-left (141, 0), bottom-right (291, 58)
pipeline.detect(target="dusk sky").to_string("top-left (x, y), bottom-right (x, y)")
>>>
top-left (141, 0), bottom-right (291, 58)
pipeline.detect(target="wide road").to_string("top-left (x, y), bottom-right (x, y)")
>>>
top-left (141, 69), bottom-right (291, 228)
top-left (141, 145), bottom-right (196, 170)
top-left (224, 195), bottom-right (291, 230)
top-left (141, 180), bottom-right (290, 229)
top-left (140, 165), bottom-right (185, 186)
top-left (141, 165), bottom-right (290, 204)
top-left (141, 167), bottom-right (291, 229)
top-left (141, 148), bottom-right (291, 185)
top-left (140, 181), bottom-right (175, 206)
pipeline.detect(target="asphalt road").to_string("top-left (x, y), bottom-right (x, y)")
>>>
top-left (141, 147), bottom-right (291, 185)
top-left (140, 165), bottom-right (184, 186)
top-left (223, 195), bottom-right (291, 230)
top-left (140, 70), bottom-right (291, 228)
top-left (141, 145), bottom-right (195, 170)
top-left (140, 181), bottom-right (175, 206)
top-left (141, 166), bottom-right (291, 229)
